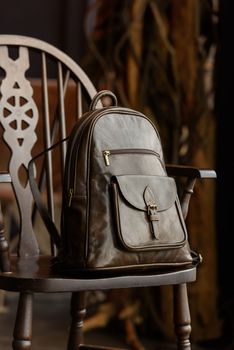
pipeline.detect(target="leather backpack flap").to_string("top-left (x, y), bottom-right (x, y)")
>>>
top-left (111, 175), bottom-right (188, 253)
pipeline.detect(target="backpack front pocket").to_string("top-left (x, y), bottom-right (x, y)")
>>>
top-left (111, 175), bottom-right (187, 252)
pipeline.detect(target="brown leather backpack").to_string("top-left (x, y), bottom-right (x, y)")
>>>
top-left (29, 90), bottom-right (198, 274)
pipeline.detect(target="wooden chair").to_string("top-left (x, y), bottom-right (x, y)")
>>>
top-left (0, 35), bottom-right (216, 350)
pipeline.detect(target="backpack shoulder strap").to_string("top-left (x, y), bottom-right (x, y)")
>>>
top-left (28, 140), bottom-right (68, 249)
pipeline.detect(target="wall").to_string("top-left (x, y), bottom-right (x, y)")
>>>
top-left (0, 0), bottom-right (87, 74)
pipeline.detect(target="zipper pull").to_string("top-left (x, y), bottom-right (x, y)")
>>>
top-left (68, 188), bottom-right (73, 207)
top-left (103, 150), bottom-right (110, 166)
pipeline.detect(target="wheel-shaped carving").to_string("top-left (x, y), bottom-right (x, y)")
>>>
top-left (0, 94), bottom-right (36, 136)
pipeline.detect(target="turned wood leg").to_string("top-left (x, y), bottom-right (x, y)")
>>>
top-left (0, 201), bottom-right (11, 273)
top-left (173, 284), bottom-right (191, 350)
top-left (12, 292), bottom-right (34, 350)
top-left (67, 291), bottom-right (86, 350)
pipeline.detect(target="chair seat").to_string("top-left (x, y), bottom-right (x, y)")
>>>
top-left (0, 255), bottom-right (197, 293)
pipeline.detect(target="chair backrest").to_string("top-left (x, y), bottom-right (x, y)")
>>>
top-left (0, 35), bottom-right (98, 258)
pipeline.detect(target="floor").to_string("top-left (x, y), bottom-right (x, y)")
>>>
top-left (0, 292), bottom-right (230, 350)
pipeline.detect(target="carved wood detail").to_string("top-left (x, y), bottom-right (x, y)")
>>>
top-left (0, 46), bottom-right (39, 256)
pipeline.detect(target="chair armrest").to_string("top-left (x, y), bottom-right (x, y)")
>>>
top-left (165, 165), bottom-right (216, 221)
top-left (0, 172), bottom-right (11, 273)
top-left (165, 164), bottom-right (216, 179)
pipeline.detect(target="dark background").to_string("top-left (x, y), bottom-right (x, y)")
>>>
top-left (0, 0), bottom-right (87, 64)
top-left (216, 0), bottom-right (234, 308)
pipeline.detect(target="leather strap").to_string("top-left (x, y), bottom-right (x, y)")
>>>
top-left (89, 90), bottom-right (117, 111)
top-left (28, 140), bottom-right (68, 249)
top-left (143, 186), bottom-right (160, 239)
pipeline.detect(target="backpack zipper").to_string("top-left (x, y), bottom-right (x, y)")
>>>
top-left (68, 188), bottom-right (74, 207)
top-left (102, 148), bottom-right (161, 166)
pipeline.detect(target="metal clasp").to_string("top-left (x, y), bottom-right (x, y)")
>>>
top-left (147, 203), bottom-right (159, 222)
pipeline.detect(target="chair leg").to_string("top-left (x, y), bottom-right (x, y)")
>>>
top-left (0, 201), bottom-right (11, 273)
top-left (12, 292), bottom-right (34, 350)
top-left (67, 291), bottom-right (86, 350)
top-left (173, 284), bottom-right (191, 350)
